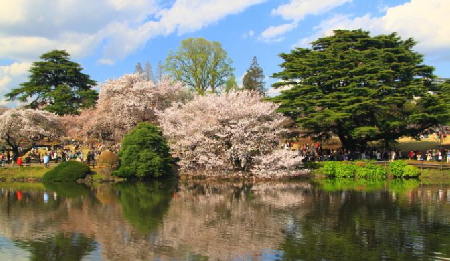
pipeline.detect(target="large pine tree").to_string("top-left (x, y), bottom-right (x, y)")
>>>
top-left (270, 29), bottom-right (449, 150)
top-left (243, 56), bottom-right (266, 95)
top-left (5, 50), bottom-right (97, 115)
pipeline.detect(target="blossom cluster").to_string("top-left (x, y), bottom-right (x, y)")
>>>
top-left (65, 73), bottom-right (189, 142)
top-left (252, 149), bottom-right (307, 178)
top-left (0, 108), bottom-right (61, 149)
top-left (159, 91), bottom-right (289, 171)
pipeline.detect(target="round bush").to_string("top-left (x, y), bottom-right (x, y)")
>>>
top-left (43, 161), bottom-right (91, 182)
top-left (115, 123), bottom-right (174, 179)
top-left (98, 151), bottom-right (119, 169)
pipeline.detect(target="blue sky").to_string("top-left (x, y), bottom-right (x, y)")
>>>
top-left (0, 0), bottom-right (449, 105)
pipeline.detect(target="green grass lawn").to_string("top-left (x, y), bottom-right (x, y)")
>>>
top-left (0, 166), bottom-right (52, 179)
top-left (0, 165), bottom-right (110, 182)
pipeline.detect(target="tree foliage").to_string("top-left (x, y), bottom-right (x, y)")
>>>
top-left (223, 74), bottom-right (241, 94)
top-left (243, 56), bottom-right (266, 94)
top-left (270, 30), bottom-right (449, 149)
top-left (5, 50), bottom-right (98, 115)
top-left (115, 123), bottom-right (174, 179)
top-left (165, 38), bottom-right (234, 95)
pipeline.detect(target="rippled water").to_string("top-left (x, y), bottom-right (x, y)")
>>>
top-left (0, 179), bottom-right (449, 260)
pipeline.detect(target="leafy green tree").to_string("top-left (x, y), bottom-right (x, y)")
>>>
top-left (115, 123), bottom-right (174, 179)
top-left (5, 50), bottom-right (97, 115)
top-left (165, 38), bottom-right (234, 95)
top-left (243, 56), bottom-right (266, 94)
top-left (223, 74), bottom-right (240, 93)
top-left (270, 30), bottom-right (449, 149)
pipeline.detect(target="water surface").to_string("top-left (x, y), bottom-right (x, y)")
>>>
top-left (0, 180), bottom-right (449, 260)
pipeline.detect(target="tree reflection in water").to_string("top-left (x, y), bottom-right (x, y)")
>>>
top-left (115, 180), bottom-right (176, 234)
top-left (16, 233), bottom-right (97, 261)
top-left (280, 180), bottom-right (450, 261)
top-left (0, 181), bottom-right (448, 260)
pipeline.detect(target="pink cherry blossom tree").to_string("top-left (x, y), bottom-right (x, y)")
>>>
top-left (72, 73), bottom-right (190, 142)
top-left (159, 91), bottom-right (303, 175)
top-left (0, 108), bottom-right (62, 156)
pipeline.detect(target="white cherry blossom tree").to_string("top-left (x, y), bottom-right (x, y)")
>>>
top-left (159, 91), bottom-right (299, 173)
top-left (0, 108), bottom-right (62, 156)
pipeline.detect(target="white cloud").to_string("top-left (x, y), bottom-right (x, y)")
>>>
top-left (260, 0), bottom-right (352, 42)
top-left (259, 23), bottom-right (297, 42)
top-left (0, 62), bottom-right (32, 107)
top-left (242, 30), bottom-right (255, 39)
top-left (267, 85), bottom-right (293, 97)
top-left (158, 0), bottom-right (265, 35)
top-left (294, 0), bottom-right (450, 60)
top-left (272, 0), bottom-right (352, 21)
top-left (0, 0), bottom-right (265, 64)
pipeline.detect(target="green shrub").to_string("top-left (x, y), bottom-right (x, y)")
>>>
top-left (335, 162), bottom-right (356, 178)
top-left (324, 162), bottom-right (338, 176)
top-left (403, 165), bottom-right (420, 177)
top-left (389, 160), bottom-right (407, 177)
top-left (324, 161), bottom-right (356, 178)
top-left (355, 163), bottom-right (386, 179)
top-left (115, 123), bottom-right (174, 179)
top-left (43, 161), bottom-right (91, 182)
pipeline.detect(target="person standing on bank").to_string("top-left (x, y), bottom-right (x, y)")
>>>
top-left (43, 154), bottom-right (50, 168)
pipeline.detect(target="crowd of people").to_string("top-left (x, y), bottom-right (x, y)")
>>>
top-left (0, 141), bottom-right (121, 168)
top-left (283, 142), bottom-right (450, 163)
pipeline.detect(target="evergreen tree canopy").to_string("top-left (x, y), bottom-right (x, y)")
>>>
top-left (243, 56), bottom-right (266, 94)
top-left (144, 61), bottom-right (155, 82)
top-left (5, 50), bottom-right (97, 115)
top-left (115, 123), bottom-right (174, 179)
top-left (135, 62), bottom-right (143, 74)
top-left (270, 30), bottom-right (449, 149)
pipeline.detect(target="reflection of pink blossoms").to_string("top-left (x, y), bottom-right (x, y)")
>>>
top-left (159, 91), bottom-right (301, 173)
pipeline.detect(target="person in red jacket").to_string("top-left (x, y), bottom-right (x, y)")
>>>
top-left (17, 157), bottom-right (23, 166)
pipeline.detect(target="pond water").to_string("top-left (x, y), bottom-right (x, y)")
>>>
top-left (0, 179), bottom-right (449, 261)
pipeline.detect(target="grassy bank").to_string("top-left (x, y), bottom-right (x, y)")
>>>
top-left (419, 169), bottom-right (450, 184)
top-left (310, 160), bottom-right (450, 184)
top-left (0, 165), bottom-right (109, 182)
top-left (0, 166), bottom-right (52, 179)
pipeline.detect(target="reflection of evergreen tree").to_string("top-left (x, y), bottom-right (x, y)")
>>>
top-left (43, 182), bottom-right (90, 199)
top-left (116, 181), bottom-right (176, 234)
top-left (280, 190), bottom-right (450, 260)
top-left (17, 233), bottom-right (96, 261)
